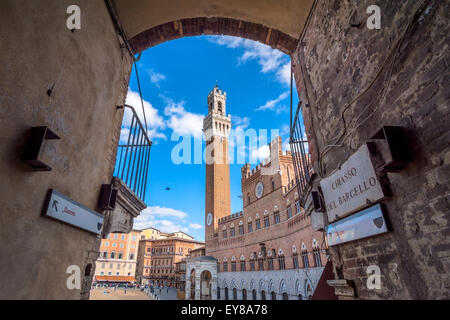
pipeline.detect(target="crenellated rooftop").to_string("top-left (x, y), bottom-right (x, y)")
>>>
top-left (218, 211), bottom-right (244, 224)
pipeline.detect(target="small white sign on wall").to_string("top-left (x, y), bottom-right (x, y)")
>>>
top-left (43, 189), bottom-right (104, 235)
top-left (320, 143), bottom-right (385, 223)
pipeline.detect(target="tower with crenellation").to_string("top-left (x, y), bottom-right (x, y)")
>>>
top-left (203, 85), bottom-right (232, 244)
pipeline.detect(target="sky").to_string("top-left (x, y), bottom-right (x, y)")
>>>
top-left (122, 35), bottom-right (300, 241)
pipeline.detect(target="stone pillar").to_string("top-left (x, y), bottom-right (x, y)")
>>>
top-left (220, 288), bottom-right (225, 300)
top-left (236, 289), bottom-right (243, 300)
top-left (195, 275), bottom-right (201, 300)
top-left (211, 277), bottom-right (217, 300)
top-left (185, 276), bottom-right (191, 300)
top-left (276, 293), bottom-right (283, 300)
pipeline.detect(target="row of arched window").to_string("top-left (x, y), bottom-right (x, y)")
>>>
top-left (217, 288), bottom-right (310, 300)
top-left (218, 241), bottom-right (323, 272)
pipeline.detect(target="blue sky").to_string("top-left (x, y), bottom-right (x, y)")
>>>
top-left (124, 35), bottom-right (300, 241)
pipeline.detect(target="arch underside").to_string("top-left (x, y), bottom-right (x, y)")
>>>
top-left (129, 17), bottom-right (299, 55)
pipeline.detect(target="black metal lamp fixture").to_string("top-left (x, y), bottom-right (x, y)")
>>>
top-left (22, 126), bottom-right (60, 171)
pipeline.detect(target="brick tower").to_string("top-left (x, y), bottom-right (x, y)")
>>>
top-left (203, 85), bottom-right (232, 242)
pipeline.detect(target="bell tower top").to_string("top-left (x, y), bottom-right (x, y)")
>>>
top-left (207, 84), bottom-right (227, 116)
top-left (203, 85), bottom-right (231, 139)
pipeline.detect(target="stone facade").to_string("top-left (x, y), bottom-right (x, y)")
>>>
top-left (218, 268), bottom-right (324, 300)
top-left (0, 0), bottom-right (132, 300)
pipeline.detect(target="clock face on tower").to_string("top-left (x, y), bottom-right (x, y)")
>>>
top-left (255, 181), bottom-right (264, 199)
top-left (206, 213), bottom-right (213, 226)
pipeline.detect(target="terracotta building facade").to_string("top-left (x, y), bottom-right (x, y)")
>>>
top-left (94, 230), bottom-right (140, 284)
top-left (136, 229), bottom-right (204, 288)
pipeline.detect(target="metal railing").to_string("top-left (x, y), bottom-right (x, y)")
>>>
top-left (114, 105), bottom-right (152, 202)
top-left (289, 94), bottom-right (311, 197)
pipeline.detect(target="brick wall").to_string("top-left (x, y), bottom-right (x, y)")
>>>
top-left (294, 0), bottom-right (449, 299)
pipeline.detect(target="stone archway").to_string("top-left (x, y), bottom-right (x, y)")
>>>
top-left (200, 270), bottom-right (212, 300)
top-left (113, 0), bottom-right (315, 55)
top-left (185, 256), bottom-right (217, 300)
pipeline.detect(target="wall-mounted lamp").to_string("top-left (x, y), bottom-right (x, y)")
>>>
top-left (370, 126), bottom-right (412, 172)
top-left (98, 184), bottom-right (118, 211)
top-left (22, 126), bottom-right (60, 171)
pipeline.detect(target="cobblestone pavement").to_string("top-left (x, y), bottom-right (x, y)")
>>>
top-left (89, 287), bottom-right (154, 300)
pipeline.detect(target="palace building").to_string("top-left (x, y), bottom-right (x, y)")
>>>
top-left (136, 228), bottom-right (204, 288)
top-left (185, 86), bottom-right (330, 300)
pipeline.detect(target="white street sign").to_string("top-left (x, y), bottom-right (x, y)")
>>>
top-left (320, 143), bottom-right (385, 223)
top-left (43, 189), bottom-right (104, 235)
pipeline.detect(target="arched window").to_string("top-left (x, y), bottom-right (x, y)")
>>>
top-left (255, 218), bottom-right (261, 230)
top-left (223, 262), bottom-right (228, 272)
top-left (218, 101), bottom-right (223, 113)
top-left (258, 258), bottom-right (264, 271)
top-left (293, 253), bottom-right (299, 269)
top-left (250, 256), bottom-right (256, 271)
top-left (298, 294), bottom-right (303, 300)
top-left (301, 243), bottom-right (309, 268)
top-left (247, 193), bottom-right (250, 205)
top-left (295, 201), bottom-right (301, 214)
top-left (225, 287), bottom-right (229, 300)
top-left (252, 289), bottom-right (257, 300)
top-left (264, 215), bottom-right (270, 228)
top-left (248, 221), bottom-right (253, 232)
top-left (242, 289), bottom-right (247, 300)
top-left (271, 291), bottom-right (277, 300)
top-left (239, 224), bottom-right (244, 235)
top-left (240, 259), bottom-right (246, 271)
top-left (282, 293), bottom-right (289, 300)
top-left (274, 211), bottom-right (280, 224)
top-left (287, 205), bottom-right (292, 218)
top-left (278, 254), bottom-right (286, 270)
top-left (217, 287), bottom-right (221, 300)
top-left (233, 288), bottom-right (237, 300)
top-left (222, 227), bottom-right (227, 239)
top-left (231, 261), bottom-right (236, 272)
top-left (313, 248), bottom-right (322, 267)
top-left (268, 256), bottom-right (274, 270)
top-left (230, 226), bottom-right (235, 237)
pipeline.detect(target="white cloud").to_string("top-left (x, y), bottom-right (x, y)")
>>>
top-left (134, 219), bottom-right (185, 233)
top-left (163, 99), bottom-right (204, 139)
top-left (123, 90), bottom-right (166, 140)
top-left (283, 138), bottom-right (291, 152)
top-left (256, 91), bottom-right (289, 112)
top-left (133, 206), bottom-right (194, 234)
top-left (189, 223), bottom-right (203, 230)
top-left (208, 35), bottom-right (290, 85)
top-left (148, 69), bottom-right (166, 87)
top-left (140, 206), bottom-right (188, 219)
top-left (276, 62), bottom-right (291, 86)
top-left (250, 145), bottom-right (270, 163)
top-left (228, 115), bottom-right (251, 159)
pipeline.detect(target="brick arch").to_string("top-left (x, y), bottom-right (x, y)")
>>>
top-left (129, 17), bottom-right (298, 55)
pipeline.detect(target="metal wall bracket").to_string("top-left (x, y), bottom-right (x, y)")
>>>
top-left (22, 126), bottom-right (60, 171)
